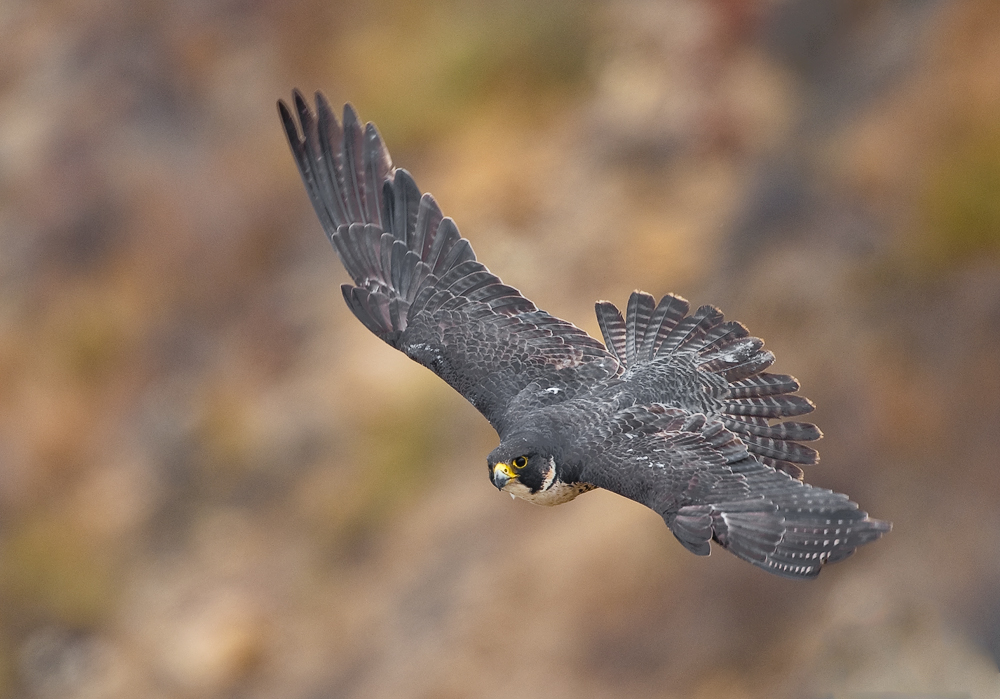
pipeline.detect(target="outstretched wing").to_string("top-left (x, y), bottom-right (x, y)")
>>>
top-left (576, 406), bottom-right (890, 579)
top-left (596, 291), bottom-right (821, 480)
top-left (279, 92), bottom-right (618, 433)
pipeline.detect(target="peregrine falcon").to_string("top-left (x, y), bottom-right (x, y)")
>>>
top-left (278, 92), bottom-right (890, 579)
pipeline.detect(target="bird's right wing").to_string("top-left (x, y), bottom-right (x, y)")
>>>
top-left (279, 92), bottom-right (618, 434)
top-left (576, 405), bottom-right (890, 579)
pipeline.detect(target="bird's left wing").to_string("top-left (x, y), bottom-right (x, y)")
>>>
top-left (279, 92), bottom-right (618, 433)
top-left (576, 405), bottom-right (890, 579)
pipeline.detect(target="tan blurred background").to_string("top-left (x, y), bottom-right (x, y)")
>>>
top-left (1, 0), bottom-right (999, 697)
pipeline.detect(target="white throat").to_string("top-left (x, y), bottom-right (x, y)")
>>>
top-left (503, 456), bottom-right (596, 506)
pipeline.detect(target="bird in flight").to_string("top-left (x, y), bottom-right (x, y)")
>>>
top-left (278, 92), bottom-right (890, 579)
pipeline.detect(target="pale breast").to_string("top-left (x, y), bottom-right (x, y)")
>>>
top-left (506, 479), bottom-right (597, 506)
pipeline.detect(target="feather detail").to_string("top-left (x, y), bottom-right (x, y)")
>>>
top-left (595, 301), bottom-right (627, 367)
top-left (594, 292), bottom-right (822, 473)
top-left (625, 292), bottom-right (655, 367)
top-left (646, 293), bottom-right (692, 358)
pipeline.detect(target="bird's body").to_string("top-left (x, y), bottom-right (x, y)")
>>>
top-left (279, 92), bottom-right (890, 579)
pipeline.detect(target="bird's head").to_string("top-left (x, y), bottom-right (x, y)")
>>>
top-left (487, 433), bottom-right (558, 500)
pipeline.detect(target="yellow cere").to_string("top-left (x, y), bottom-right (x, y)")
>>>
top-left (495, 462), bottom-right (517, 479)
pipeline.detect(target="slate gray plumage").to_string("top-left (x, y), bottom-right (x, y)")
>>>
top-left (279, 92), bottom-right (890, 579)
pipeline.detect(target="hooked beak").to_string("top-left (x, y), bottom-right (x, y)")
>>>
top-left (492, 462), bottom-right (514, 490)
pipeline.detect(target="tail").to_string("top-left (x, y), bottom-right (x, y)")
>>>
top-left (595, 291), bottom-right (820, 479)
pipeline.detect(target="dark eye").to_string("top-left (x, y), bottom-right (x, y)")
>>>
top-left (512, 456), bottom-right (528, 469)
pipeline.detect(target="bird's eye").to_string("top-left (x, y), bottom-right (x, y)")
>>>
top-left (512, 456), bottom-right (528, 469)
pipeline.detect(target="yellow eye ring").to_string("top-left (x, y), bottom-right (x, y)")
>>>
top-left (512, 456), bottom-right (528, 469)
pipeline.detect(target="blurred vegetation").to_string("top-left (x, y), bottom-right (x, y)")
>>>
top-left (919, 121), bottom-right (1000, 271)
top-left (0, 508), bottom-right (121, 629)
top-left (312, 388), bottom-right (459, 560)
top-left (330, 0), bottom-right (596, 146)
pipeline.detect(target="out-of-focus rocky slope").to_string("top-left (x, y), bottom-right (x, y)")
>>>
top-left (0, 0), bottom-right (998, 697)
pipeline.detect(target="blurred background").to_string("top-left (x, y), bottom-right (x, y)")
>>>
top-left (1, 0), bottom-right (999, 697)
